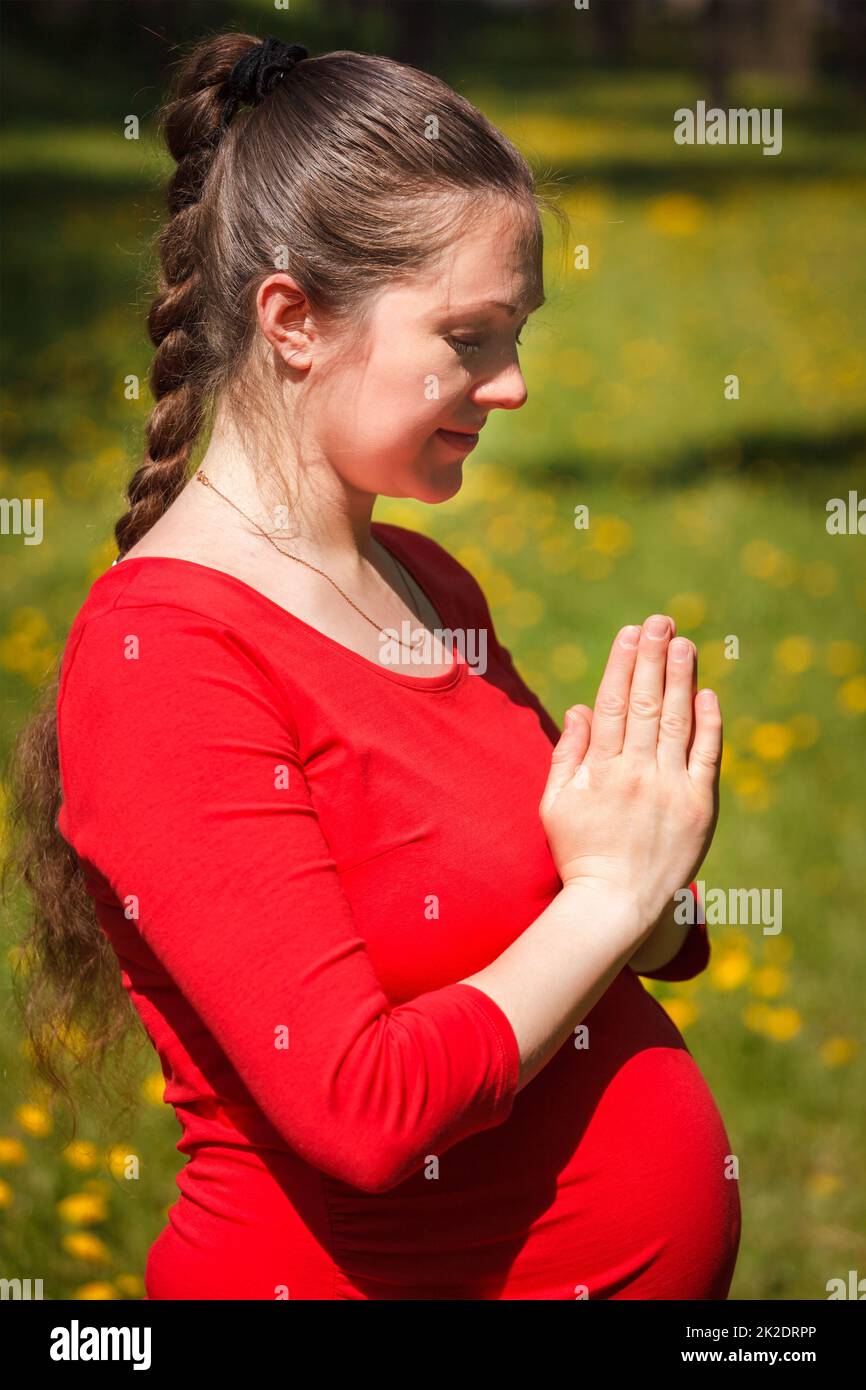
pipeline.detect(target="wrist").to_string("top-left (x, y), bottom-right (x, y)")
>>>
top-left (558, 878), bottom-right (644, 948)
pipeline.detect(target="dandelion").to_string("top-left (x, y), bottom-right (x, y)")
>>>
top-left (710, 950), bottom-right (750, 991)
top-left (550, 643), bottom-right (587, 681)
top-left (0, 1179), bottom-right (13, 1209)
top-left (838, 675), bottom-right (866, 713)
top-left (57, 1192), bottom-right (108, 1226)
top-left (646, 193), bottom-right (705, 237)
top-left (659, 997), bottom-right (698, 1031)
top-left (806, 1172), bottom-right (841, 1198)
top-left (75, 1282), bottom-right (119, 1300)
top-left (819, 1037), bottom-right (858, 1068)
top-left (14, 1103), bottom-right (52, 1138)
top-left (664, 592), bottom-right (706, 629)
top-left (505, 591), bottom-right (545, 628)
top-left (751, 723), bottom-right (793, 761)
top-left (115, 1273), bottom-right (146, 1297)
top-left (62, 1232), bottom-right (110, 1263)
top-left (141, 1072), bottom-right (165, 1106)
top-left (750, 966), bottom-right (787, 998)
top-left (106, 1145), bottom-right (138, 1180)
top-left (0, 1137), bottom-right (27, 1165)
top-left (824, 640), bottom-right (862, 677)
top-left (743, 1004), bottom-right (801, 1041)
top-left (774, 636), bottom-right (813, 674)
top-left (801, 561), bottom-right (837, 597)
top-left (590, 515), bottom-right (633, 557)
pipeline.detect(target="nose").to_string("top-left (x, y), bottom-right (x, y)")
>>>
top-left (473, 356), bottom-right (528, 413)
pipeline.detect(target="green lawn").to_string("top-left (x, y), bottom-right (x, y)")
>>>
top-left (1, 68), bottom-right (864, 1301)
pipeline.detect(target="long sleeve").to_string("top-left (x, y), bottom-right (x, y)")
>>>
top-left (55, 605), bottom-right (521, 1195)
top-left (633, 882), bottom-right (711, 981)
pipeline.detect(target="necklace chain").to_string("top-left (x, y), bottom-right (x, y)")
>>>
top-left (194, 469), bottom-right (429, 657)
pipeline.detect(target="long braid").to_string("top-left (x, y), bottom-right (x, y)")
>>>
top-left (114, 34), bottom-right (258, 558)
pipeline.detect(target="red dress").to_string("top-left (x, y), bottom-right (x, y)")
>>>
top-left (55, 524), bottom-right (741, 1299)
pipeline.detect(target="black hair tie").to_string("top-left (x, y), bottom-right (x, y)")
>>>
top-left (225, 37), bottom-right (308, 117)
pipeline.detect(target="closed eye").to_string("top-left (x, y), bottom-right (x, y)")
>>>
top-left (447, 320), bottom-right (528, 358)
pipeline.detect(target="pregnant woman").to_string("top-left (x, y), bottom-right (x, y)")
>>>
top-left (7, 34), bottom-right (741, 1298)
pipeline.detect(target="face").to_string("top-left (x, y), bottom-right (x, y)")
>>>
top-left (307, 204), bottom-right (544, 504)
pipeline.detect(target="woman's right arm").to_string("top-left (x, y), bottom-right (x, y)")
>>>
top-left (459, 614), bottom-right (722, 1091)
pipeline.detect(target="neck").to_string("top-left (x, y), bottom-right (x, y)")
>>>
top-left (196, 408), bottom-right (379, 567)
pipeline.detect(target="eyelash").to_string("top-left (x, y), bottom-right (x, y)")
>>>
top-left (448, 327), bottom-right (526, 357)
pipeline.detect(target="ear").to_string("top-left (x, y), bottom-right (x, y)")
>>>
top-left (256, 273), bottom-right (316, 371)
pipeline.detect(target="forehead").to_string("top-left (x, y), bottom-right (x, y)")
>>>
top-left (389, 205), bottom-right (544, 316)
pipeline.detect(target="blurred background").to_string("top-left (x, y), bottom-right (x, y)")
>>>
top-left (1, 0), bottom-right (864, 1301)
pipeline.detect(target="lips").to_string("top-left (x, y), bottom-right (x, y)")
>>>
top-left (436, 426), bottom-right (483, 451)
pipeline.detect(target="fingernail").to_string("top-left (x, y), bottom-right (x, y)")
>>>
top-left (698, 688), bottom-right (717, 706)
top-left (619, 625), bottom-right (641, 648)
top-left (646, 616), bottom-right (670, 639)
top-left (670, 638), bottom-right (690, 660)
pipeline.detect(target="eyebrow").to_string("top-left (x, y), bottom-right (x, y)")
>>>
top-left (449, 293), bottom-right (546, 316)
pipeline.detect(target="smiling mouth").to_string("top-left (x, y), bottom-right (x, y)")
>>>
top-left (436, 427), bottom-right (481, 450)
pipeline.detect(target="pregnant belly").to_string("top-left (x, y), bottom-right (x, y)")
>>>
top-left (324, 970), bottom-right (742, 1299)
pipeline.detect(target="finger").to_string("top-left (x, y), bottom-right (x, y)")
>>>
top-left (542, 704), bottom-right (593, 807)
top-left (657, 638), bottom-right (696, 769)
top-left (686, 640), bottom-right (698, 761)
top-left (588, 626), bottom-right (641, 759)
top-left (622, 614), bottom-right (674, 757)
top-left (687, 688), bottom-right (723, 786)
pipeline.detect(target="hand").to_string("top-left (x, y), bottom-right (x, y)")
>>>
top-left (539, 615), bottom-right (722, 941)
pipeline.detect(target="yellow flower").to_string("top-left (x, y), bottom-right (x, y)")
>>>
top-left (590, 514), bottom-right (633, 557)
top-left (14, 1103), bottom-right (52, 1138)
top-left (141, 1072), bottom-right (165, 1106)
top-left (806, 1172), bottom-right (841, 1198)
top-left (733, 767), bottom-right (771, 809)
top-left (0, 1179), bottom-right (13, 1209)
top-left (824, 640), bottom-right (863, 677)
top-left (838, 676), bottom-right (866, 713)
top-left (743, 1004), bottom-right (801, 1040)
top-left (115, 1273), bottom-right (146, 1297)
top-left (505, 591), bottom-right (545, 628)
top-left (801, 561), bottom-right (837, 597)
top-left (751, 722), bottom-right (793, 761)
top-left (665, 592), bottom-right (706, 630)
top-left (787, 713), bottom-right (819, 748)
top-left (659, 997), bottom-right (698, 1030)
top-left (62, 1140), bottom-right (100, 1171)
top-left (75, 1282), bottom-right (119, 1300)
top-left (0, 1137), bottom-right (27, 1165)
top-left (550, 643), bottom-right (587, 681)
top-left (106, 1145), bottom-right (138, 1180)
top-left (646, 193), bottom-right (706, 237)
top-left (62, 1232), bottom-right (110, 1263)
top-left (750, 966), bottom-right (787, 998)
top-left (710, 950), bottom-right (750, 991)
top-left (58, 1192), bottom-right (108, 1226)
top-left (819, 1037), bottom-right (858, 1068)
top-left (774, 636), bottom-right (814, 674)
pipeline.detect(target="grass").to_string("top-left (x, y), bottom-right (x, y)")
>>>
top-left (1, 66), bottom-right (864, 1300)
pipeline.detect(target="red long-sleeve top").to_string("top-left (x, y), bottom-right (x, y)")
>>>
top-left (55, 523), bottom-right (741, 1299)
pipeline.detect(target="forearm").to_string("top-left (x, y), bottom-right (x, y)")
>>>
top-left (626, 894), bottom-right (691, 975)
top-left (459, 882), bottom-right (644, 1094)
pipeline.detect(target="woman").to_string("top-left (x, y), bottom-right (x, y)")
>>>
top-left (7, 34), bottom-right (740, 1299)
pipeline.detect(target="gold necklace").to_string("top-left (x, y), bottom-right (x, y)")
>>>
top-left (195, 469), bottom-right (429, 657)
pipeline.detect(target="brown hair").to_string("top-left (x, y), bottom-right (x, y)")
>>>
top-left (1, 32), bottom-right (567, 1138)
